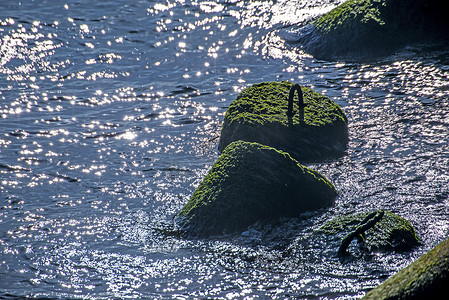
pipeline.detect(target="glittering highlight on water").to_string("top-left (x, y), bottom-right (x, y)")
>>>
top-left (1, 0), bottom-right (449, 299)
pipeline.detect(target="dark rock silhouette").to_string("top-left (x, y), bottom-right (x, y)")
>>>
top-left (218, 81), bottom-right (348, 162)
top-left (177, 141), bottom-right (337, 237)
top-left (363, 236), bottom-right (449, 299)
top-left (299, 0), bottom-right (449, 60)
top-left (319, 210), bottom-right (421, 254)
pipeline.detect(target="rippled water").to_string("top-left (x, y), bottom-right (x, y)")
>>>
top-left (1, 0), bottom-right (448, 299)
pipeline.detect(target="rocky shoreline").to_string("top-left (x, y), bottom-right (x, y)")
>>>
top-left (175, 0), bottom-right (448, 297)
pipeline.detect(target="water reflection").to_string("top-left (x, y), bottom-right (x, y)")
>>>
top-left (1, 0), bottom-right (449, 299)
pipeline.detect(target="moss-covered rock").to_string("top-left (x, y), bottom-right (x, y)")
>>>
top-left (362, 236), bottom-right (449, 299)
top-left (177, 140), bottom-right (337, 237)
top-left (319, 210), bottom-right (421, 252)
top-left (300, 0), bottom-right (449, 60)
top-left (218, 81), bottom-right (348, 162)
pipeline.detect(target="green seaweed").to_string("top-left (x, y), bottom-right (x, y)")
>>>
top-left (363, 237), bottom-right (449, 299)
top-left (178, 140), bottom-right (337, 237)
top-left (223, 81), bottom-right (347, 127)
top-left (302, 0), bottom-right (449, 59)
top-left (314, 0), bottom-right (386, 35)
top-left (218, 81), bottom-right (348, 161)
top-left (319, 210), bottom-right (421, 252)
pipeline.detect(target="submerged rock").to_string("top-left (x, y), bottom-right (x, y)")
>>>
top-left (218, 81), bottom-right (348, 162)
top-left (319, 210), bottom-right (421, 253)
top-left (300, 0), bottom-right (449, 60)
top-left (362, 236), bottom-right (449, 299)
top-left (177, 140), bottom-right (337, 237)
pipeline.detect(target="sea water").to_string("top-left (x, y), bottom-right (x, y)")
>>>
top-left (1, 0), bottom-right (449, 298)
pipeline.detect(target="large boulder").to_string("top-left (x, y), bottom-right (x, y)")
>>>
top-left (218, 81), bottom-right (348, 162)
top-left (299, 0), bottom-right (449, 60)
top-left (319, 210), bottom-right (421, 253)
top-left (177, 141), bottom-right (337, 237)
top-left (363, 236), bottom-right (449, 299)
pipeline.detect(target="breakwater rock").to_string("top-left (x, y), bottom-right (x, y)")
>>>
top-left (177, 140), bottom-right (337, 237)
top-left (300, 0), bottom-right (449, 60)
top-left (363, 236), bottom-right (449, 299)
top-left (319, 210), bottom-right (421, 254)
top-left (218, 81), bottom-right (348, 162)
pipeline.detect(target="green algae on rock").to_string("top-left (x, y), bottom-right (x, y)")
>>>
top-left (300, 0), bottom-right (449, 60)
top-left (177, 140), bottom-right (337, 237)
top-left (218, 81), bottom-right (348, 162)
top-left (362, 236), bottom-right (449, 299)
top-left (319, 210), bottom-right (421, 253)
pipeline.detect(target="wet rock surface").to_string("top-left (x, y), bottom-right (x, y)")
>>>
top-left (363, 236), bottom-right (449, 299)
top-left (299, 0), bottom-right (449, 60)
top-left (318, 210), bottom-right (421, 253)
top-left (177, 140), bottom-right (337, 237)
top-left (218, 81), bottom-right (348, 162)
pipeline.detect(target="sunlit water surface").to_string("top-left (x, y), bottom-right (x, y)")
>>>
top-left (1, 0), bottom-right (448, 299)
